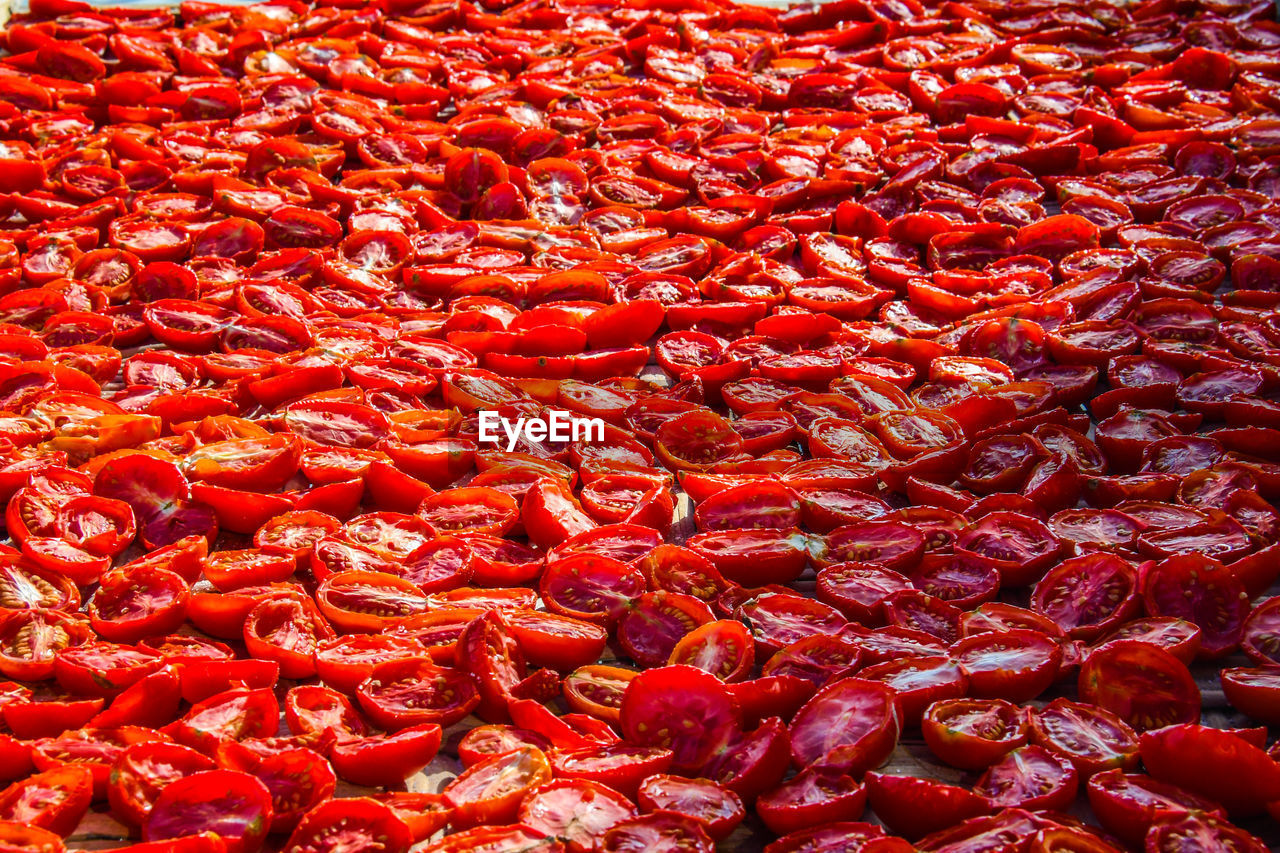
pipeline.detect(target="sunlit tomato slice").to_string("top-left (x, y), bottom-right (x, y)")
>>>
top-left (693, 481), bottom-right (801, 532)
top-left (283, 798), bottom-right (413, 853)
top-left (635, 775), bottom-right (743, 841)
top-left (621, 665), bottom-right (742, 774)
top-left (418, 487), bottom-right (518, 537)
top-left (788, 677), bottom-right (899, 776)
top-left (504, 610), bottom-right (607, 673)
top-left (1098, 617), bottom-right (1202, 666)
top-left (617, 592), bottom-right (714, 668)
top-left (459, 725), bottom-right (553, 769)
top-left (356, 657), bottom-right (480, 730)
top-left (0, 765), bottom-right (93, 837)
top-left (951, 629), bottom-right (1062, 702)
top-left (418, 823), bottom-right (560, 853)
top-left (1144, 812), bottom-right (1268, 853)
top-left (921, 698), bottom-right (1029, 771)
top-left (596, 812), bottom-right (714, 853)
top-left (1078, 640), bottom-right (1200, 731)
top-left (0, 609), bottom-right (92, 681)
top-left (973, 745), bottom-right (1078, 812)
top-left (1086, 769), bottom-right (1227, 848)
top-left (734, 593), bottom-right (847, 656)
top-left (243, 595), bottom-right (333, 679)
top-left (667, 619), bottom-right (755, 683)
top-left (0, 822), bottom-right (66, 852)
top-left (864, 772), bottom-right (990, 842)
top-left (552, 742), bottom-right (674, 800)
top-left (88, 567), bottom-right (189, 644)
top-left (687, 528), bottom-right (809, 586)
top-left (1030, 553), bottom-right (1139, 641)
top-left (215, 741), bottom-right (335, 833)
top-left (107, 741), bottom-right (216, 828)
top-left (858, 655), bottom-right (966, 725)
top-left (314, 570), bottom-right (427, 633)
top-left (518, 779), bottom-right (636, 852)
top-left (284, 684), bottom-right (366, 742)
top-left (562, 665), bottom-right (636, 726)
top-left (328, 723), bottom-right (442, 789)
top-left (954, 512), bottom-right (1062, 587)
top-left (182, 434), bottom-right (302, 493)
top-left (814, 522), bottom-right (924, 574)
top-left (143, 770), bottom-right (272, 853)
top-left (1141, 554), bottom-right (1248, 657)
top-left (756, 766), bottom-right (867, 836)
top-left (1139, 724), bottom-right (1280, 818)
top-left (52, 642), bottom-right (161, 698)
top-left (539, 554), bottom-right (645, 625)
top-left (171, 687), bottom-right (279, 752)
top-left (1029, 697), bottom-right (1139, 777)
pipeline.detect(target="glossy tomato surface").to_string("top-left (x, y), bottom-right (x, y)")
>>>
top-left (0, 0), bottom-right (1276, 850)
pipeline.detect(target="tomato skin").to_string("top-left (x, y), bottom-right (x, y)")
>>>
top-left (1144, 812), bottom-right (1269, 853)
top-left (356, 657), bottom-right (480, 731)
top-left (522, 480), bottom-right (596, 550)
top-left (621, 665), bottom-right (742, 774)
top-left (520, 779), bottom-right (637, 853)
top-left (107, 741), bottom-right (216, 828)
top-left (328, 723), bottom-right (443, 789)
top-left (1029, 698), bottom-right (1139, 778)
top-left (757, 767), bottom-right (867, 835)
top-left (1139, 725), bottom-right (1280, 818)
top-left (1078, 641), bottom-right (1201, 732)
top-left (169, 688), bottom-right (279, 753)
top-left (974, 745), bottom-right (1079, 812)
top-left (112, 834), bottom-right (226, 853)
top-left (864, 772), bottom-right (990, 841)
top-left (788, 677), bottom-right (900, 776)
top-left (457, 610), bottom-right (525, 723)
top-left (0, 734), bottom-right (33, 784)
top-left (1086, 769), bottom-right (1227, 848)
top-left (3, 693), bottom-right (104, 741)
top-left (143, 770), bottom-right (272, 853)
top-left (1220, 667), bottom-right (1280, 726)
top-left (445, 746), bottom-right (553, 828)
top-left (921, 698), bottom-right (1030, 771)
top-left (0, 821), bottom-right (67, 852)
top-left (952, 629), bottom-right (1062, 702)
top-left (0, 765), bottom-right (93, 837)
